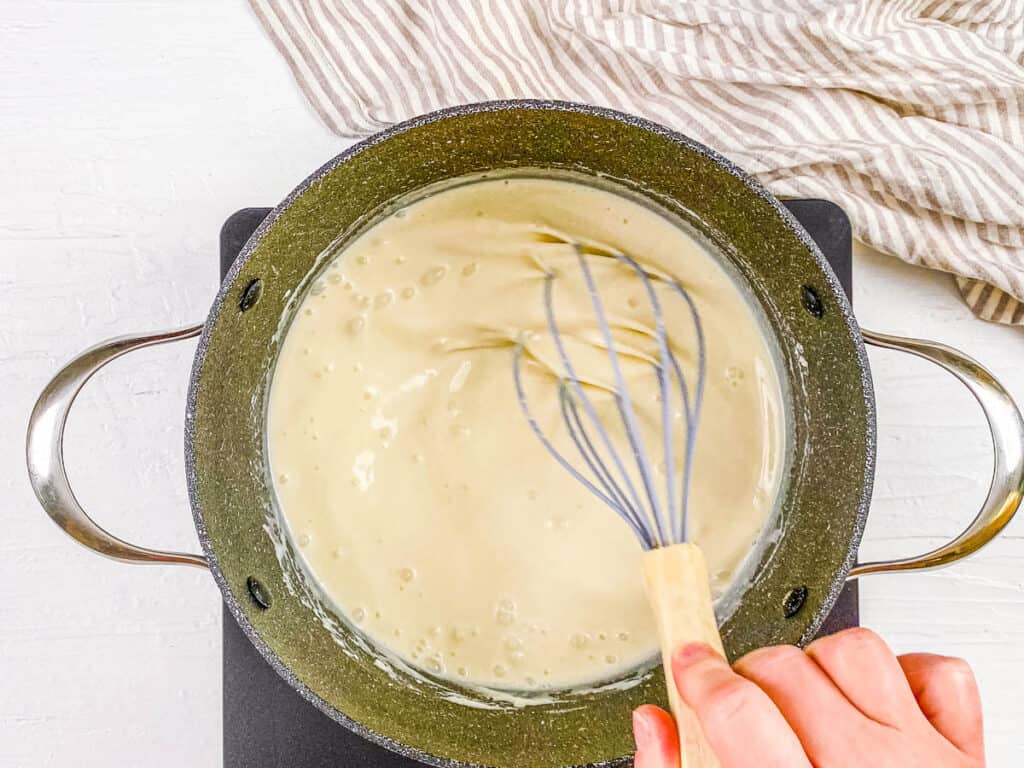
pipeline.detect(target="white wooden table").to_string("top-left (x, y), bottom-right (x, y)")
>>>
top-left (2, 3), bottom-right (1022, 766)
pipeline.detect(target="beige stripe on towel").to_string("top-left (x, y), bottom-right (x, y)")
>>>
top-left (250, 0), bottom-right (1024, 326)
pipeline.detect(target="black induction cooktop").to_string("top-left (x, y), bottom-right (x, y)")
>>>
top-left (220, 200), bottom-right (859, 768)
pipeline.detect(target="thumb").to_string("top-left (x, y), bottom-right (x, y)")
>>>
top-left (672, 643), bottom-right (811, 768)
top-left (632, 704), bottom-right (680, 768)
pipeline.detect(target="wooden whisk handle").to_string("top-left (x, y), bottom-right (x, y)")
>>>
top-left (642, 543), bottom-right (725, 768)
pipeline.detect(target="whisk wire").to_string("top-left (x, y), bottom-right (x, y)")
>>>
top-left (559, 387), bottom-right (654, 548)
top-left (512, 345), bottom-right (625, 514)
top-left (572, 248), bottom-right (670, 548)
top-left (612, 252), bottom-right (681, 546)
top-left (542, 272), bottom-right (650, 524)
top-left (663, 278), bottom-right (706, 542)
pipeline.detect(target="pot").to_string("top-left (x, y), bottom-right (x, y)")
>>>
top-left (27, 101), bottom-right (1024, 768)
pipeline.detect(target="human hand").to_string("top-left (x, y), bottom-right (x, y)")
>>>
top-left (632, 627), bottom-right (984, 767)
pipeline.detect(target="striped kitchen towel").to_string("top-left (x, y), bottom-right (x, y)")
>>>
top-left (250, 0), bottom-right (1024, 325)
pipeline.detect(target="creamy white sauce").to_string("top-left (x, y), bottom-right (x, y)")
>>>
top-left (267, 175), bottom-right (784, 692)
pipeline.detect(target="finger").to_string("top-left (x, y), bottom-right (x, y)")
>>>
top-left (806, 627), bottom-right (922, 727)
top-left (632, 705), bottom-right (679, 768)
top-left (672, 643), bottom-right (811, 768)
top-left (734, 644), bottom-right (869, 762)
top-left (898, 653), bottom-right (984, 761)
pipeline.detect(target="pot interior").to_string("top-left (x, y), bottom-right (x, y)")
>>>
top-left (187, 101), bottom-right (873, 768)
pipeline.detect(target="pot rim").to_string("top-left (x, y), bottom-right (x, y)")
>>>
top-left (184, 98), bottom-right (876, 768)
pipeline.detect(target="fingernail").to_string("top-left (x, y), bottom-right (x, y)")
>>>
top-left (632, 709), bottom-right (653, 744)
top-left (673, 642), bottom-right (716, 670)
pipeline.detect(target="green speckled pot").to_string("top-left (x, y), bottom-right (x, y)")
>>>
top-left (186, 101), bottom-right (873, 768)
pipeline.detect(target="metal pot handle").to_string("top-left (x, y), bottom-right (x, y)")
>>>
top-left (849, 329), bottom-right (1024, 579)
top-left (26, 325), bottom-right (209, 569)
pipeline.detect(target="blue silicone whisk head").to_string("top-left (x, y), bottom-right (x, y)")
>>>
top-left (513, 243), bottom-right (705, 551)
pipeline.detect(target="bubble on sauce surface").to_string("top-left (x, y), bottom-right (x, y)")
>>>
top-left (725, 365), bottom-right (745, 388)
top-left (495, 599), bottom-right (516, 626)
top-left (399, 567), bottom-right (415, 583)
top-left (569, 633), bottom-right (588, 650)
top-left (448, 359), bottom-right (472, 392)
top-left (504, 636), bottom-right (522, 651)
top-left (327, 272), bottom-right (343, 285)
top-left (401, 286), bottom-right (416, 299)
top-left (356, 254), bottom-right (370, 265)
top-left (420, 265), bottom-right (448, 286)
top-left (461, 262), bottom-right (478, 277)
top-left (297, 533), bottom-right (311, 548)
top-left (352, 607), bottom-right (366, 623)
top-left (618, 631), bottom-right (631, 642)
top-left (347, 315), bottom-right (366, 335)
top-left (492, 665), bottom-right (507, 678)
top-left (277, 473), bottom-right (289, 485)
top-left (374, 290), bottom-right (394, 308)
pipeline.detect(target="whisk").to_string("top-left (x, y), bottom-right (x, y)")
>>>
top-left (514, 244), bottom-right (724, 768)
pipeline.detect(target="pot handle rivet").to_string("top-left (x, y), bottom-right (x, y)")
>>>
top-left (239, 278), bottom-right (263, 312)
top-left (247, 576), bottom-right (272, 609)
top-left (26, 325), bottom-right (209, 568)
top-left (782, 586), bottom-right (808, 618)
top-left (801, 285), bottom-right (825, 318)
